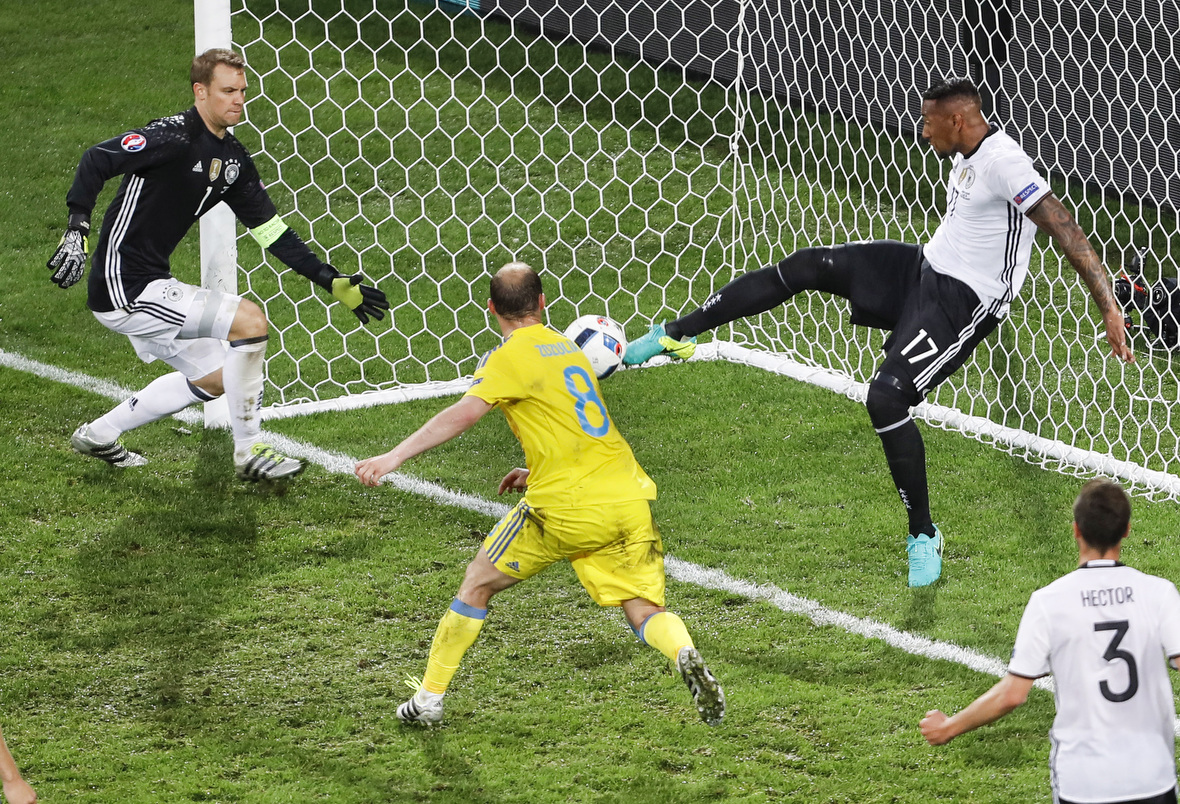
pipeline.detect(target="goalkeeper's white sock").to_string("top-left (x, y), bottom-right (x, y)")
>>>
top-left (223, 336), bottom-right (268, 464)
top-left (88, 372), bottom-right (210, 443)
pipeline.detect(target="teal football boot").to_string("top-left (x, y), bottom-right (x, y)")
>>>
top-left (622, 322), bottom-right (697, 365)
top-left (906, 526), bottom-right (944, 587)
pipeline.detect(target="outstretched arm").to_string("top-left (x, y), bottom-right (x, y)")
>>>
top-left (1027, 194), bottom-right (1134, 363)
top-left (354, 395), bottom-right (494, 486)
top-left (50, 129), bottom-right (180, 289)
top-left (229, 160), bottom-right (389, 325)
top-left (263, 226), bottom-right (389, 324)
top-left (919, 673), bottom-right (1035, 746)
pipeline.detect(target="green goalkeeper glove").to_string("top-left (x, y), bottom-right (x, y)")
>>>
top-left (47, 213), bottom-right (91, 289)
top-left (329, 270), bottom-right (389, 325)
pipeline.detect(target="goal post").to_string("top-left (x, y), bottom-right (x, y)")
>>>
top-left (201, 0), bottom-right (1180, 501)
top-left (195, 0), bottom-right (236, 428)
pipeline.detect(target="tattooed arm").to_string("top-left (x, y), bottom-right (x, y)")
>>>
top-left (1027, 194), bottom-right (1134, 363)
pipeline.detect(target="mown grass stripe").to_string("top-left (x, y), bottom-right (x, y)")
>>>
top-left (0, 346), bottom-right (1020, 676)
top-left (35, 344), bottom-right (1180, 736)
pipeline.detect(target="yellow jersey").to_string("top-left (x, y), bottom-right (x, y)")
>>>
top-left (465, 323), bottom-right (656, 507)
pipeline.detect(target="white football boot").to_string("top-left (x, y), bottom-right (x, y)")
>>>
top-left (397, 689), bottom-right (445, 725)
top-left (71, 424), bottom-right (147, 468)
top-left (234, 443), bottom-right (305, 483)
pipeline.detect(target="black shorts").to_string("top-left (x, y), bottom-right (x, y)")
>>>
top-left (835, 239), bottom-right (1002, 399)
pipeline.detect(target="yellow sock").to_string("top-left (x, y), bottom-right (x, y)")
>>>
top-left (637, 610), bottom-right (694, 662)
top-left (421, 599), bottom-right (487, 694)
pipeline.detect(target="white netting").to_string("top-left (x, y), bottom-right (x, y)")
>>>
top-left (231, 0), bottom-right (732, 402)
top-left (225, 0), bottom-right (1180, 497)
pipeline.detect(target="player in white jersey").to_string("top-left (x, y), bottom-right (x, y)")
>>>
top-left (920, 479), bottom-right (1180, 804)
top-left (623, 77), bottom-right (1134, 587)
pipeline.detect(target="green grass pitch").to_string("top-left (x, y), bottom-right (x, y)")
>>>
top-left (4, 1), bottom-right (1180, 802)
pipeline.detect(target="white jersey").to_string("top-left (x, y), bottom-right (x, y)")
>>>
top-left (1008, 560), bottom-right (1180, 803)
top-left (923, 126), bottom-right (1051, 316)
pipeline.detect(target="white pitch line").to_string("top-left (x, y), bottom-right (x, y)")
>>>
top-left (0, 348), bottom-right (204, 424)
top-left (262, 432), bottom-right (516, 521)
top-left (234, 429), bottom-right (1046, 693)
top-left (664, 558), bottom-right (1044, 686)
top-left (0, 348), bottom-right (1057, 702)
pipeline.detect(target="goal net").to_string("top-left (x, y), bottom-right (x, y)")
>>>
top-left (217, 0), bottom-right (1180, 497)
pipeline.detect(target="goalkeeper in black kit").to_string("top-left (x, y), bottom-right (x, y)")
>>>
top-left (48, 48), bottom-right (388, 482)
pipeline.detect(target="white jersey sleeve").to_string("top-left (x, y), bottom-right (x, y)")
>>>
top-left (1159, 580), bottom-right (1180, 658)
top-left (1008, 591), bottom-right (1052, 678)
top-left (981, 147), bottom-right (1051, 216)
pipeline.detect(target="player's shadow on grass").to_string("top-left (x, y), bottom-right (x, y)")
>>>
top-left (65, 428), bottom-right (420, 793)
top-left (70, 432), bottom-right (265, 721)
top-left (902, 584), bottom-right (939, 631)
top-left (399, 728), bottom-right (499, 804)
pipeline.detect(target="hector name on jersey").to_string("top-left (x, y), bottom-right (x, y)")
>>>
top-left (465, 324), bottom-right (656, 509)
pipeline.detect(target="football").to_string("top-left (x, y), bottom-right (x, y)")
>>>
top-left (563, 314), bottom-right (628, 379)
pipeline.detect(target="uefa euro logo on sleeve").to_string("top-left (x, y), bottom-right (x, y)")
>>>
top-left (1013, 182), bottom-right (1039, 205)
top-left (120, 133), bottom-right (146, 152)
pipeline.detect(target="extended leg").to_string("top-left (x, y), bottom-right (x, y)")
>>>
top-left (624, 246), bottom-right (857, 365)
top-left (671, 246), bottom-right (855, 340)
top-left (398, 547), bottom-right (520, 725)
top-left (72, 373), bottom-right (215, 467)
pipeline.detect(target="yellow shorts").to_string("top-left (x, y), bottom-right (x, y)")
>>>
top-left (483, 498), bottom-right (666, 607)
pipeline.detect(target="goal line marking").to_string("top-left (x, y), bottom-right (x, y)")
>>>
top-left (1, 347), bottom-right (1064, 704)
top-left (197, 340), bottom-right (1180, 499)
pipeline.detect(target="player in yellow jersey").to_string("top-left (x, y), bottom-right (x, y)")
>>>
top-left (355, 262), bottom-right (724, 727)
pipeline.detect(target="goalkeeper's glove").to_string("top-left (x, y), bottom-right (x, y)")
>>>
top-left (47, 213), bottom-right (91, 289)
top-left (326, 267), bottom-right (389, 325)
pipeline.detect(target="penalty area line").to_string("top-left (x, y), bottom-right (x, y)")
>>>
top-left (3, 348), bottom-right (1058, 703)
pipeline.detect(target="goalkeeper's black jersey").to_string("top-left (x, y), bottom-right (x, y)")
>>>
top-left (67, 107), bottom-right (279, 312)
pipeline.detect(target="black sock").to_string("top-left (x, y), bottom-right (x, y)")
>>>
top-left (670, 246), bottom-right (855, 339)
top-left (876, 419), bottom-right (933, 536)
top-left (670, 264), bottom-right (794, 339)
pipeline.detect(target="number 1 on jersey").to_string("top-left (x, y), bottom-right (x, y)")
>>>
top-left (194, 185), bottom-right (214, 217)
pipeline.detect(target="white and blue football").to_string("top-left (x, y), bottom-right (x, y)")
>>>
top-left (563, 314), bottom-right (628, 379)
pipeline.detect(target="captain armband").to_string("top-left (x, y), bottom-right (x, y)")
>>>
top-left (249, 215), bottom-right (288, 249)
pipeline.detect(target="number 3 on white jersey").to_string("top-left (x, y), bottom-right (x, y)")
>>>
top-left (1095, 620), bottom-right (1139, 702)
